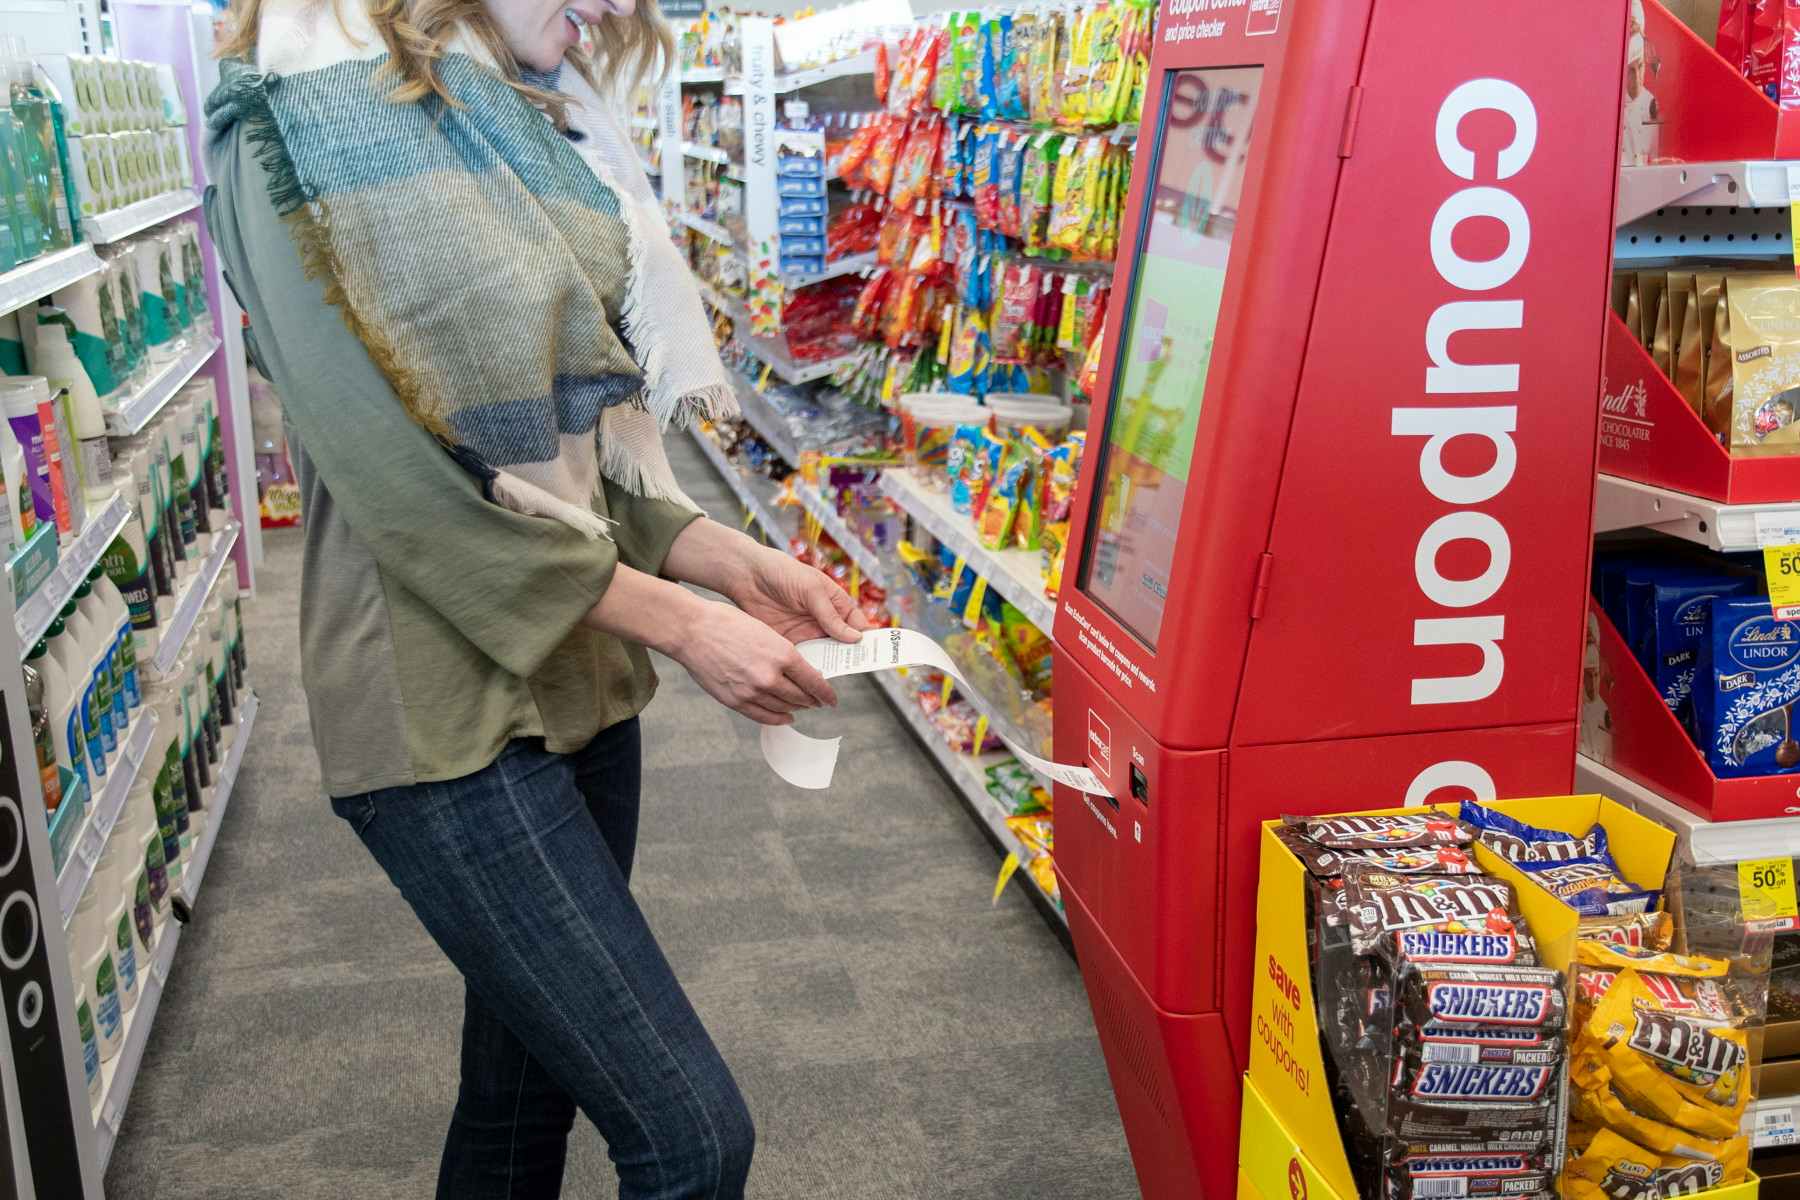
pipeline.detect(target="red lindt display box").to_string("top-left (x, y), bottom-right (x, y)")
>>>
top-left (1598, 308), bottom-right (1800, 503)
top-left (1585, 597), bottom-right (1800, 821)
top-left (1629, 0), bottom-right (1800, 163)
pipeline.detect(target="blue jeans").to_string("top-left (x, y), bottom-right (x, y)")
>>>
top-left (331, 720), bottom-right (754, 1199)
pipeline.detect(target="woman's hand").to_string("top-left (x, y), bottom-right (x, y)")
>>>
top-left (667, 595), bottom-right (839, 726)
top-left (727, 544), bottom-right (870, 646)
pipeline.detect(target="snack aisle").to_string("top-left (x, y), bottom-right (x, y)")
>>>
top-left (0, 4), bottom-right (261, 1197)
top-left (672, 1), bottom-right (1145, 931)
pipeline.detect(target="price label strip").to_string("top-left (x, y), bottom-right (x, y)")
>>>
top-left (1755, 511), bottom-right (1800, 620)
top-left (1758, 1101), bottom-right (1800, 1148)
top-left (760, 628), bottom-right (1111, 796)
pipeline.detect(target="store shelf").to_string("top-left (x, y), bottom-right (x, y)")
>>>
top-left (869, 668), bottom-right (1064, 924)
top-left (151, 520), bottom-right (239, 676)
top-left (744, 333), bottom-right (855, 387)
top-left (1748, 1093), bottom-right (1800, 1149)
top-left (792, 483), bottom-right (890, 589)
top-left (784, 251), bottom-right (875, 288)
top-left (677, 210), bottom-right (739, 250)
top-left (83, 189), bottom-right (201, 245)
top-left (0, 244), bottom-right (103, 317)
top-left (682, 66), bottom-right (726, 84)
top-left (879, 470), bottom-right (1058, 632)
top-left (55, 710), bottom-right (157, 927)
top-left (688, 426), bottom-right (795, 544)
top-left (14, 492), bottom-right (131, 658)
top-left (630, 114), bottom-right (658, 131)
top-left (695, 277), bottom-right (750, 326)
top-left (721, 50), bottom-right (876, 96)
top-left (95, 688), bottom-right (256, 1169)
top-left (104, 335), bottom-right (220, 436)
top-left (682, 142), bottom-right (739, 169)
top-left (1591, 474), bottom-right (1797, 552)
top-left (1574, 752), bottom-right (1800, 867)
top-left (1616, 161), bottom-right (1799, 227)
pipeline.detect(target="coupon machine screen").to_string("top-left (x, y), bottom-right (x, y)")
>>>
top-left (1077, 67), bottom-right (1261, 650)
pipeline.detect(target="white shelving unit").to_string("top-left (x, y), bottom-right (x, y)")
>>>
top-left (783, 250), bottom-right (875, 289)
top-left (55, 711), bottom-right (157, 925)
top-left (744, 332), bottom-right (855, 387)
top-left (879, 471), bottom-right (1058, 632)
top-left (868, 669), bottom-right (1064, 922)
top-left (82, 188), bottom-right (201, 245)
top-left (1591, 474), bottom-right (1798, 551)
top-left (153, 520), bottom-right (240, 675)
top-left (688, 427), bottom-right (795, 544)
top-left (1617, 160), bottom-right (1799, 226)
top-left (104, 335), bottom-right (220, 436)
top-left (791, 483), bottom-right (889, 590)
top-left (677, 209), bottom-right (739, 250)
top-left (0, 244), bottom-right (102, 317)
top-left (682, 141), bottom-right (736, 167)
top-left (13, 492), bottom-right (130, 656)
top-left (93, 689), bottom-right (256, 1168)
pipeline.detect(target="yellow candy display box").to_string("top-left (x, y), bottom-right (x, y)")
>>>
top-left (1235, 794), bottom-right (1758, 1200)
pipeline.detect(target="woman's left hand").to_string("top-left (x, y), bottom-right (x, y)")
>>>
top-left (728, 545), bottom-right (869, 645)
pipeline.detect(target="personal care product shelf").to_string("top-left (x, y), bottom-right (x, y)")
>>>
top-left (105, 335), bottom-right (221, 436)
top-left (83, 189), bottom-right (202, 246)
top-left (682, 66), bottom-right (725, 84)
top-left (1575, 752), bottom-right (1800, 868)
top-left (677, 209), bottom-right (740, 250)
top-left (0, 244), bottom-right (103, 318)
top-left (55, 711), bottom-right (157, 926)
top-left (94, 688), bottom-right (257, 1169)
top-left (1592, 473), bottom-right (1798, 552)
top-left (630, 115), bottom-right (658, 131)
top-left (1617, 161), bottom-right (1800, 227)
top-left (868, 667), bottom-right (1064, 924)
top-left (152, 519), bottom-right (239, 676)
top-left (744, 333), bottom-right (854, 387)
top-left (878, 470), bottom-right (1057, 632)
top-left (688, 426), bottom-right (796, 545)
top-left (14, 492), bottom-right (131, 659)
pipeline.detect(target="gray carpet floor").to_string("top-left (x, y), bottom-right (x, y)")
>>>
top-left (102, 433), bottom-right (1139, 1199)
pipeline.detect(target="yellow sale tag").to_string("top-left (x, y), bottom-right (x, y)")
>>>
top-left (936, 304), bottom-right (956, 366)
top-left (880, 357), bottom-right (898, 403)
top-left (740, 507), bottom-right (756, 531)
top-left (756, 363), bottom-right (773, 393)
top-left (992, 851), bottom-right (1021, 904)
top-left (848, 563), bottom-right (860, 598)
top-left (971, 713), bottom-right (989, 758)
top-left (939, 673), bottom-right (955, 708)
top-left (1739, 856), bottom-right (1799, 922)
top-left (1768, 544), bottom-right (1800, 619)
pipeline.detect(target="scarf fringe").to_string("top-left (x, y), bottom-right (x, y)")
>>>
top-left (491, 469), bottom-right (619, 540)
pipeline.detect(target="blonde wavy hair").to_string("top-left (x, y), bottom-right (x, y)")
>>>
top-left (217, 0), bottom-right (671, 115)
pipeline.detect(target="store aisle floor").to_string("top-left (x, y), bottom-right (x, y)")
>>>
top-left (103, 433), bottom-right (1139, 1200)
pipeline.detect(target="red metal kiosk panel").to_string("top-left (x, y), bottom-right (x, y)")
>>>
top-left (1235, 0), bottom-right (1627, 746)
top-left (1047, 3), bottom-right (1629, 1197)
top-left (1054, 0), bottom-right (1374, 752)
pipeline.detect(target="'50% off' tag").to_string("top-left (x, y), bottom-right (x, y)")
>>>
top-left (1755, 513), bottom-right (1800, 620)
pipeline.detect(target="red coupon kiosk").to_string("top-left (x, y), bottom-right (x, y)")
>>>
top-left (1049, 2), bottom-right (1629, 1195)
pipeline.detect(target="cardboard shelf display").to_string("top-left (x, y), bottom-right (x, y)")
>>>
top-left (1237, 795), bottom-right (1760, 1200)
top-left (1585, 597), bottom-right (1800, 822)
top-left (1633, 1), bottom-right (1799, 166)
top-left (1598, 308), bottom-right (1800, 504)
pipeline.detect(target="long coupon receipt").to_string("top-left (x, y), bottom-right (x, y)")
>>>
top-left (760, 627), bottom-right (1112, 797)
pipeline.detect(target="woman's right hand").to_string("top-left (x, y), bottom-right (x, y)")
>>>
top-left (668, 597), bottom-right (838, 726)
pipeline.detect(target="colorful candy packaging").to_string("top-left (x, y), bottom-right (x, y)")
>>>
top-left (971, 124), bottom-right (1001, 228)
top-left (997, 13), bottom-right (1031, 120)
top-left (890, 118), bottom-right (940, 211)
top-left (977, 438), bottom-right (1030, 549)
top-left (1586, 968), bottom-right (1750, 1138)
top-left (1694, 596), bottom-right (1800, 777)
top-left (946, 307), bottom-right (992, 398)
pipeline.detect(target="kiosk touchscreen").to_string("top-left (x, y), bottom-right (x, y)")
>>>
top-left (1049, 2), bottom-right (1629, 1196)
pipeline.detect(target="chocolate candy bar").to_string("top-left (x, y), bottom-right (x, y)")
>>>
top-left (1383, 1148), bottom-right (1556, 1200)
top-left (1459, 799), bottom-right (1608, 863)
top-left (1288, 812), bottom-right (1474, 852)
top-left (1517, 856), bottom-right (1658, 916)
top-left (1345, 870), bottom-right (1539, 965)
top-left (1397, 964), bottom-right (1567, 1031)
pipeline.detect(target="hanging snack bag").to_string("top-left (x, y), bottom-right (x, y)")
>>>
top-left (865, 116), bottom-right (907, 197)
top-left (998, 13), bottom-right (1033, 121)
top-left (946, 307), bottom-right (992, 398)
top-left (978, 16), bottom-right (1004, 119)
top-left (990, 259), bottom-right (1036, 362)
top-left (1085, 1), bottom-right (1127, 127)
top-left (971, 124), bottom-right (1002, 229)
top-left (978, 439), bottom-right (1029, 549)
top-left (1029, 10), bottom-right (1063, 123)
top-left (1020, 135), bottom-right (1065, 254)
top-left (837, 120), bottom-right (879, 188)
top-left (890, 119), bottom-right (941, 211)
top-left (997, 133), bottom-right (1028, 239)
top-left (1586, 968), bottom-right (1750, 1138)
top-left (957, 13), bottom-right (985, 114)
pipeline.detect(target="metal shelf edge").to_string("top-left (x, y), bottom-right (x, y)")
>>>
top-left (83, 190), bottom-right (201, 246)
top-left (15, 493), bottom-right (132, 657)
top-left (0, 244), bottom-right (104, 318)
top-left (878, 471), bottom-right (1057, 632)
top-left (56, 711), bottom-right (159, 927)
top-left (150, 521), bottom-right (240, 676)
top-left (105, 336), bottom-right (221, 436)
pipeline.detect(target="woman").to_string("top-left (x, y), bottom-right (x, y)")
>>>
top-left (205, 1), bottom-right (865, 1195)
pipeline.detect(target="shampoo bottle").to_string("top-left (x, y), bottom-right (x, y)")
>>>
top-left (34, 635), bottom-right (85, 796)
top-left (71, 883), bottom-right (121, 1060)
top-left (28, 308), bottom-right (110, 504)
top-left (22, 640), bottom-right (61, 809)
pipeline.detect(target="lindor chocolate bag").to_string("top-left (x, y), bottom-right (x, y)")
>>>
top-left (1612, 271), bottom-right (1634, 326)
top-left (1677, 272), bottom-right (1726, 417)
top-left (1726, 272), bottom-right (1800, 456)
top-left (1651, 287), bottom-right (1674, 380)
top-left (1670, 273), bottom-right (1703, 414)
top-left (1637, 270), bottom-right (1668, 349)
top-left (1624, 276), bottom-right (1642, 349)
top-left (1705, 293), bottom-right (1735, 443)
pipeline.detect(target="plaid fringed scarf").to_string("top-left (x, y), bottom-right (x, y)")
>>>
top-left (205, 1), bottom-right (736, 536)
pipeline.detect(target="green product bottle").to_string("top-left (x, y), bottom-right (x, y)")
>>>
top-left (0, 110), bottom-right (34, 265)
top-left (4, 39), bottom-right (58, 254)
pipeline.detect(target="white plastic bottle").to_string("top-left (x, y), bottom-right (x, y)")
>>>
top-left (66, 585), bottom-right (115, 759)
top-left (71, 883), bottom-right (121, 1060)
top-left (143, 668), bottom-right (190, 871)
top-left (22, 640), bottom-right (62, 810)
top-left (47, 613), bottom-right (103, 785)
top-left (95, 833), bottom-right (137, 1015)
top-left (73, 984), bottom-right (101, 1110)
top-left (33, 634), bottom-right (85, 798)
top-left (130, 771), bottom-right (171, 916)
top-left (88, 564), bottom-right (137, 728)
top-left (27, 308), bottom-right (111, 505)
top-left (77, 571), bottom-right (127, 741)
top-left (0, 407), bottom-right (33, 554)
